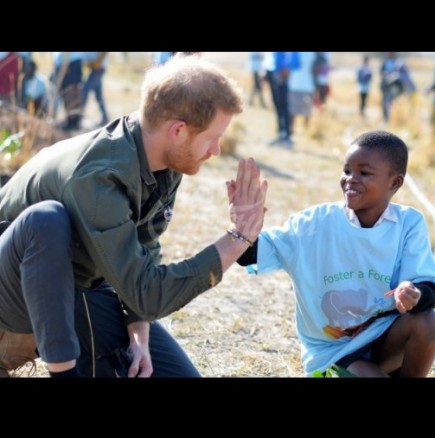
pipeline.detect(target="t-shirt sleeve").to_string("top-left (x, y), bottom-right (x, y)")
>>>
top-left (394, 211), bottom-right (435, 285)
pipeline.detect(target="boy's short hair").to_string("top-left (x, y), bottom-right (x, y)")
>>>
top-left (351, 130), bottom-right (408, 176)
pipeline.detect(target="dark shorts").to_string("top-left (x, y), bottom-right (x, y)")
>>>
top-left (336, 324), bottom-right (394, 369)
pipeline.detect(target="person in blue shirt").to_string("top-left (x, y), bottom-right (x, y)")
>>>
top-left (263, 52), bottom-right (300, 147)
top-left (152, 52), bottom-right (176, 65)
top-left (21, 60), bottom-right (48, 117)
top-left (82, 52), bottom-right (110, 127)
top-left (380, 52), bottom-right (415, 123)
top-left (235, 130), bottom-right (435, 377)
top-left (357, 55), bottom-right (372, 117)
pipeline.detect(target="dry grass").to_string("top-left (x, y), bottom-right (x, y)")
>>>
top-left (4, 52), bottom-right (435, 377)
top-left (0, 104), bottom-right (67, 176)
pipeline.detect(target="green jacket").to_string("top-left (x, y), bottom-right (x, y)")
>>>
top-left (0, 112), bottom-right (223, 323)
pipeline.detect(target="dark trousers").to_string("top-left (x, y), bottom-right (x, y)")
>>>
top-left (75, 283), bottom-right (200, 377)
top-left (382, 91), bottom-right (394, 122)
top-left (82, 68), bottom-right (109, 124)
top-left (0, 201), bottom-right (200, 377)
top-left (265, 70), bottom-right (290, 139)
top-left (54, 59), bottom-right (83, 130)
top-left (359, 92), bottom-right (368, 116)
top-left (249, 72), bottom-right (266, 107)
top-left (0, 201), bottom-right (80, 362)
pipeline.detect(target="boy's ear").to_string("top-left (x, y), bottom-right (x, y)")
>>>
top-left (391, 174), bottom-right (404, 192)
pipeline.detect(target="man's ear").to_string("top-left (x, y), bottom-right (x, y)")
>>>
top-left (391, 174), bottom-right (404, 192)
top-left (167, 120), bottom-right (188, 143)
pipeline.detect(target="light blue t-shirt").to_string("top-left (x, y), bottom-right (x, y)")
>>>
top-left (24, 73), bottom-right (46, 100)
top-left (249, 202), bottom-right (435, 375)
top-left (289, 51), bottom-right (316, 93)
top-left (357, 65), bottom-right (372, 93)
top-left (152, 52), bottom-right (174, 65)
top-left (249, 52), bottom-right (263, 73)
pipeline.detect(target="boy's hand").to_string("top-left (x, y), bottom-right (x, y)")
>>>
top-left (393, 281), bottom-right (421, 314)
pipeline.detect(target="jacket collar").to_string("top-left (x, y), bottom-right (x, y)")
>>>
top-left (126, 111), bottom-right (156, 187)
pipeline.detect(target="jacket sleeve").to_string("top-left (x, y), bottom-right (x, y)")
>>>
top-left (63, 168), bottom-right (223, 322)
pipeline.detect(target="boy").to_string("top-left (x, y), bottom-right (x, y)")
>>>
top-left (236, 130), bottom-right (435, 377)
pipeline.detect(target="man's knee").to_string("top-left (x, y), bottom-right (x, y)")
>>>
top-left (22, 201), bottom-right (71, 241)
top-left (25, 200), bottom-right (68, 225)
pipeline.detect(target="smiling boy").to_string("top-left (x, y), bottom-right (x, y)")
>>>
top-left (237, 130), bottom-right (435, 377)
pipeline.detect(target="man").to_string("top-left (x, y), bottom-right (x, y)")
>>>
top-left (0, 54), bottom-right (268, 377)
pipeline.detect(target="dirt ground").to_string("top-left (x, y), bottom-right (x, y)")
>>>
top-left (9, 52), bottom-right (435, 377)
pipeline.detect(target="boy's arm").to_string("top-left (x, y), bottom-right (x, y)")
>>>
top-left (237, 239), bottom-right (258, 266)
top-left (410, 281), bottom-right (435, 313)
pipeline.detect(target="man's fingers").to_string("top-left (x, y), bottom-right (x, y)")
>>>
top-left (226, 180), bottom-right (236, 204)
top-left (235, 158), bottom-right (261, 201)
top-left (248, 159), bottom-right (261, 199)
top-left (137, 366), bottom-right (153, 378)
top-left (236, 158), bottom-right (258, 200)
top-left (256, 178), bottom-right (268, 204)
top-left (235, 159), bottom-right (246, 194)
top-left (231, 158), bottom-right (267, 236)
top-left (128, 361), bottom-right (139, 377)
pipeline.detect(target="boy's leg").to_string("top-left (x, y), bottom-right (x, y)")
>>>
top-left (346, 358), bottom-right (390, 377)
top-left (373, 310), bottom-right (435, 377)
top-left (337, 341), bottom-right (390, 377)
top-left (74, 283), bottom-right (200, 377)
top-left (0, 201), bottom-right (80, 373)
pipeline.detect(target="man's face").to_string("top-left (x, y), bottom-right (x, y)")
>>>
top-left (167, 110), bottom-right (233, 175)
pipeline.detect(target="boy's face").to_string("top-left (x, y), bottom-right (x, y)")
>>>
top-left (340, 144), bottom-right (403, 226)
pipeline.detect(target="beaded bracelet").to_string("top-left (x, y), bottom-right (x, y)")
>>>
top-left (226, 228), bottom-right (254, 247)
